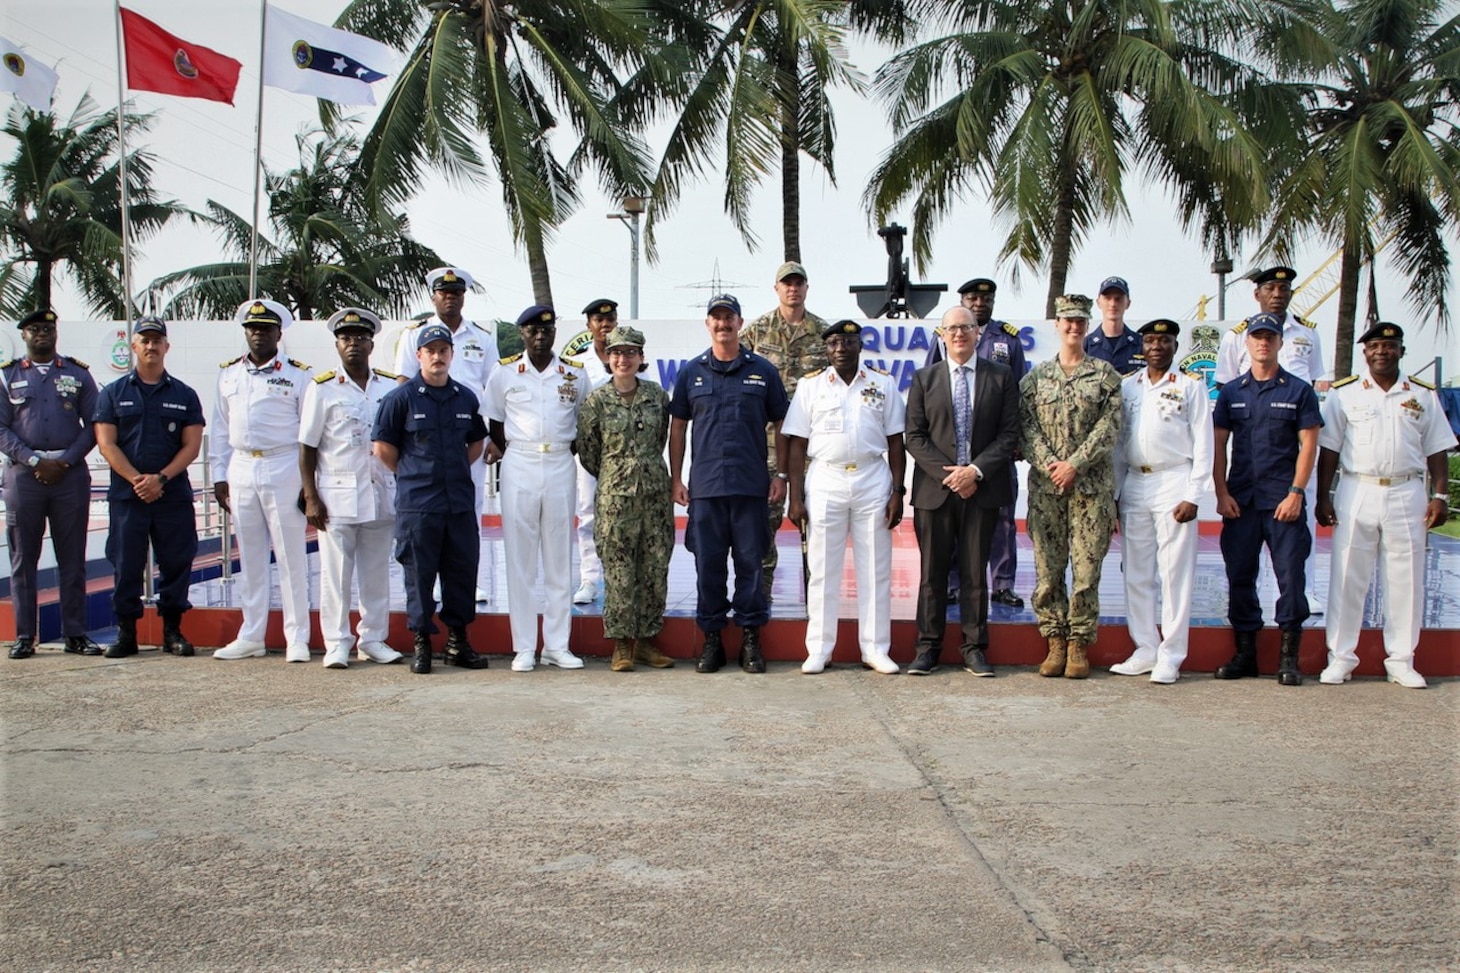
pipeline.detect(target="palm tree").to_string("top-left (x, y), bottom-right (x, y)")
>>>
top-left (625, 0), bottom-right (908, 262)
top-left (863, 0), bottom-right (1272, 316)
top-left (332, 0), bottom-right (658, 306)
top-left (1258, 0), bottom-right (1459, 377)
top-left (148, 131), bottom-right (446, 321)
top-left (0, 96), bottom-right (183, 319)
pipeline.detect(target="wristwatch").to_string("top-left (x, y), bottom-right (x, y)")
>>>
top-left (1288, 486), bottom-right (1304, 495)
top-left (156, 472), bottom-right (169, 486)
top-left (892, 485), bottom-right (907, 495)
top-left (1433, 492), bottom-right (1450, 501)
top-left (26, 455), bottom-right (40, 468)
top-left (775, 472), bottom-right (789, 481)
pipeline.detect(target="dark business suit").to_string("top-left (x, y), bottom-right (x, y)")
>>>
top-left (905, 355), bottom-right (1021, 657)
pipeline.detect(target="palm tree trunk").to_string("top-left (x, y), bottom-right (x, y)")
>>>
top-left (1044, 156), bottom-right (1077, 318)
top-left (779, 50), bottom-right (801, 263)
top-left (36, 259), bottom-right (54, 311)
top-left (524, 220), bottom-right (554, 307)
top-left (1333, 237), bottom-right (1362, 379)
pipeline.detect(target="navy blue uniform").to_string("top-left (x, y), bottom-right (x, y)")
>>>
top-left (1214, 367), bottom-right (1323, 631)
top-left (0, 355), bottom-right (98, 640)
top-left (372, 374), bottom-right (487, 634)
top-left (669, 347), bottom-right (789, 630)
top-left (93, 370), bottom-right (205, 621)
top-left (1083, 326), bottom-right (1145, 375)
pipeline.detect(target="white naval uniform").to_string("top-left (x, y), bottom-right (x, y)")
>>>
top-left (573, 348), bottom-right (613, 586)
top-left (781, 365), bottom-right (906, 667)
top-left (212, 353), bottom-right (313, 646)
top-left (1319, 371), bottom-right (1456, 671)
top-left (298, 369), bottom-right (398, 654)
top-left (394, 316), bottom-right (498, 521)
top-left (1114, 367), bottom-right (1214, 673)
top-left (484, 352), bottom-right (589, 657)
top-left (1215, 311), bottom-right (1327, 605)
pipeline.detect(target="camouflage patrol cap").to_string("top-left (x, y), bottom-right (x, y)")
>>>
top-left (604, 325), bottom-right (645, 350)
top-left (1053, 295), bottom-right (1092, 320)
top-left (775, 261), bottom-right (808, 282)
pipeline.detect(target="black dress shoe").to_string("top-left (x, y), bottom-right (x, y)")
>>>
top-left (963, 647), bottom-right (995, 677)
top-left (696, 631), bottom-right (726, 673)
top-left (906, 650), bottom-right (939, 675)
top-left (65, 636), bottom-right (104, 656)
top-left (9, 638), bottom-right (35, 660)
top-left (740, 627), bottom-right (766, 674)
top-left (411, 634), bottom-right (433, 675)
top-left (443, 628), bottom-right (490, 669)
top-left (991, 588), bottom-right (1024, 609)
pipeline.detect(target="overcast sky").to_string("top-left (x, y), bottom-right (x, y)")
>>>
top-left (5, 0), bottom-right (1456, 377)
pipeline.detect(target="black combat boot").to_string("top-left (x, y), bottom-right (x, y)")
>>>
top-left (411, 633), bottom-right (433, 674)
top-left (739, 626), bottom-right (766, 674)
top-left (1215, 630), bottom-right (1258, 679)
top-left (443, 627), bottom-right (490, 669)
top-left (161, 614), bottom-right (195, 657)
top-left (696, 630), bottom-right (726, 673)
top-left (1277, 630), bottom-right (1303, 686)
top-left (104, 618), bottom-right (140, 658)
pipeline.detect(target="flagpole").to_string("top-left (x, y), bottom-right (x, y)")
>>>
top-left (247, 0), bottom-right (269, 299)
top-left (112, 0), bottom-right (136, 324)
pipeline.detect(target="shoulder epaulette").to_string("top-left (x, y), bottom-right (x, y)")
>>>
top-left (867, 365), bottom-right (891, 376)
top-left (404, 321), bottom-right (423, 330)
top-left (559, 354), bottom-right (584, 368)
top-left (499, 352), bottom-right (523, 366)
top-left (313, 370), bottom-right (336, 384)
top-left (1331, 374), bottom-right (1359, 388)
top-left (67, 357), bottom-right (90, 370)
top-left (220, 354), bottom-right (244, 368)
top-left (1410, 375), bottom-right (1436, 390)
top-left (372, 368), bottom-right (399, 380)
top-left (289, 358), bottom-right (311, 371)
top-left (1230, 320), bottom-right (1249, 335)
top-left (803, 367), bottom-right (826, 380)
top-left (1296, 316), bottom-right (1316, 329)
top-left (1000, 323), bottom-right (1021, 338)
top-left (0, 359), bottom-right (13, 370)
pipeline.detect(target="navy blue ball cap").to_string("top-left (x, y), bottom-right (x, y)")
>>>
top-left (132, 316), bottom-right (168, 336)
top-left (416, 323), bottom-right (454, 347)
top-left (706, 294), bottom-right (741, 316)
top-left (1245, 312), bottom-right (1284, 336)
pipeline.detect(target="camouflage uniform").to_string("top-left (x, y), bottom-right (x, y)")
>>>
top-left (1020, 357), bottom-right (1123, 643)
top-left (740, 308), bottom-right (829, 589)
top-left (576, 379), bottom-right (673, 639)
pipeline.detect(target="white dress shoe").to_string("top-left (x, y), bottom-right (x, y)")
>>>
top-left (285, 644), bottom-right (311, 663)
top-left (1110, 655), bottom-right (1157, 676)
top-left (862, 654), bottom-right (900, 675)
top-left (1319, 663), bottom-right (1355, 685)
top-left (474, 586), bottom-right (489, 604)
top-left (540, 647), bottom-right (584, 669)
top-left (511, 651), bottom-right (536, 672)
top-left (801, 656), bottom-right (828, 674)
top-left (1384, 659), bottom-right (1427, 689)
top-left (321, 646), bottom-right (351, 669)
top-left (357, 641), bottom-right (403, 664)
top-left (1306, 590), bottom-right (1325, 615)
top-left (572, 581), bottom-right (596, 604)
top-left (1149, 663), bottom-right (1180, 684)
top-left (213, 640), bottom-right (266, 660)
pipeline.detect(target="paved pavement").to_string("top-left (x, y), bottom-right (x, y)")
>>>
top-left (2, 650), bottom-right (1456, 972)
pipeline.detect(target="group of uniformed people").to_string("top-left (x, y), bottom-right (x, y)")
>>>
top-left (2, 261), bottom-right (1453, 687)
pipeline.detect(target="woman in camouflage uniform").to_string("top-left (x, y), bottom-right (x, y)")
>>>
top-left (1020, 295), bottom-right (1123, 679)
top-left (576, 326), bottom-right (676, 671)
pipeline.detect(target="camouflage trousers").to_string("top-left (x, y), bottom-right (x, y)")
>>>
top-left (1026, 487), bottom-right (1116, 644)
top-left (594, 492), bottom-right (674, 639)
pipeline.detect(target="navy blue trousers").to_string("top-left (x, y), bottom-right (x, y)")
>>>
top-left (685, 495), bottom-right (770, 631)
top-left (395, 509), bottom-right (479, 634)
top-left (107, 499), bottom-right (198, 621)
top-left (5, 465), bottom-right (91, 638)
top-left (1220, 506), bottom-right (1311, 632)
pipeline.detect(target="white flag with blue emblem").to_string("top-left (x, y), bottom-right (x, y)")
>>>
top-left (0, 37), bottom-right (60, 113)
top-left (262, 5), bottom-right (397, 106)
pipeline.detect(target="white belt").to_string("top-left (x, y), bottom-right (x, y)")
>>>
top-left (810, 457), bottom-right (884, 472)
top-left (236, 444), bottom-right (295, 459)
top-left (509, 441), bottom-right (572, 454)
top-left (1342, 469), bottom-right (1421, 487)
top-left (1129, 459), bottom-right (1189, 474)
top-left (33, 449), bottom-right (67, 460)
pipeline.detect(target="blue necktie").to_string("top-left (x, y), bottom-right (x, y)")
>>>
top-left (955, 365), bottom-right (971, 465)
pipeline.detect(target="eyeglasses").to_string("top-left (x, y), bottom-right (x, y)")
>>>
top-left (943, 324), bottom-right (976, 334)
top-left (607, 348), bottom-right (642, 358)
top-left (335, 332), bottom-right (372, 344)
top-left (824, 337), bottom-right (861, 349)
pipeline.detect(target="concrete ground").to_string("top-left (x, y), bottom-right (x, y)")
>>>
top-left (1, 648), bottom-right (1456, 973)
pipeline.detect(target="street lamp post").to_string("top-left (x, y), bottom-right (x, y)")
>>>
top-left (607, 195), bottom-right (648, 320)
top-left (1212, 255), bottom-right (1234, 321)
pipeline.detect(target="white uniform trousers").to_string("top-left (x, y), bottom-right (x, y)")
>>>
top-left (1324, 477), bottom-right (1427, 667)
top-left (501, 447), bottom-right (577, 656)
top-left (575, 461), bottom-right (602, 584)
top-left (228, 451), bottom-right (311, 645)
top-left (804, 461), bottom-right (894, 664)
top-left (1119, 465), bottom-right (1198, 670)
top-left (317, 518), bottom-right (393, 651)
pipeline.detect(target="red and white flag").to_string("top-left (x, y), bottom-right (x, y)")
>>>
top-left (119, 7), bottom-right (241, 105)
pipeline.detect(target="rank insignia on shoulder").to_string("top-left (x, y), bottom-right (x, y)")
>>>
top-left (220, 354), bottom-right (244, 368)
top-left (67, 357), bottom-right (90, 369)
top-left (803, 367), bottom-right (825, 380)
top-left (0, 359), bottom-right (13, 370)
top-left (372, 368), bottom-right (399, 380)
top-left (1297, 316), bottom-right (1317, 329)
top-left (314, 371), bottom-right (336, 384)
top-left (1230, 321), bottom-right (1248, 334)
top-left (1331, 374), bottom-right (1359, 388)
top-left (560, 355), bottom-right (583, 369)
top-left (868, 365), bottom-right (891, 375)
top-left (288, 358), bottom-right (311, 371)
top-left (499, 352), bottom-right (523, 366)
top-left (1410, 375), bottom-right (1436, 390)
top-left (1001, 323), bottom-right (1021, 338)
